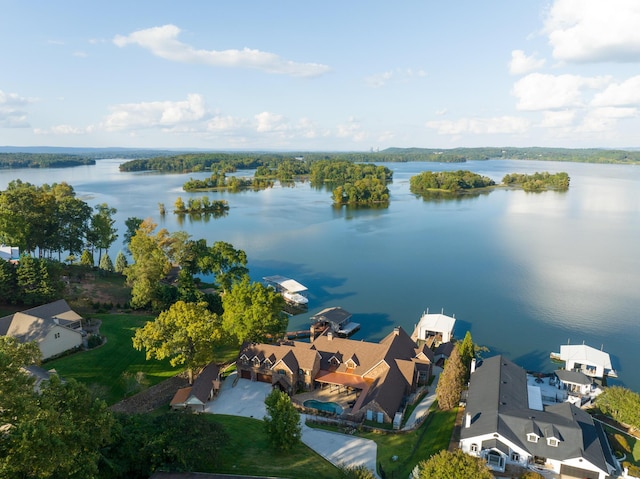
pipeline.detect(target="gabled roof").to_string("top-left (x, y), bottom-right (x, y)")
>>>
top-left (555, 369), bottom-right (592, 386)
top-left (0, 299), bottom-right (83, 342)
top-left (415, 312), bottom-right (456, 334)
top-left (311, 307), bottom-right (352, 326)
top-left (190, 362), bottom-right (219, 404)
top-left (559, 344), bottom-right (613, 370)
top-left (462, 355), bottom-right (614, 475)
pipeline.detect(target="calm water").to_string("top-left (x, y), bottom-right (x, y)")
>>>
top-left (1, 159), bottom-right (639, 390)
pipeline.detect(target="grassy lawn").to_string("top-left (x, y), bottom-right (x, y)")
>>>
top-left (45, 313), bottom-right (183, 404)
top-left (606, 425), bottom-right (640, 466)
top-left (204, 414), bottom-right (339, 478)
top-left (307, 404), bottom-right (457, 478)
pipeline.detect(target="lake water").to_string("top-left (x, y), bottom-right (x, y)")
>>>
top-left (1, 159), bottom-right (639, 390)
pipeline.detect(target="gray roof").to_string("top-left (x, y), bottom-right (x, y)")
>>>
top-left (462, 355), bottom-right (613, 474)
top-left (0, 299), bottom-right (82, 343)
top-left (555, 369), bottom-right (592, 385)
top-left (311, 307), bottom-right (352, 326)
top-left (191, 362), bottom-right (220, 403)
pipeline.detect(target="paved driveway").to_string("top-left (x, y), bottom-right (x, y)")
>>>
top-left (204, 373), bottom-right (379, 478)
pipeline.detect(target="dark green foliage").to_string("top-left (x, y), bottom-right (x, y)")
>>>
top-left (435, 344), bottom-right (464, 410)
top-left (458, 331), bottom-right (475, 383)
top-left (0, 259), bottom-right (17, 303)
top-left (0, 152), bottom-right (95, 168)
top-left (173, 195), bottom-right (229, 217)
top-left (596, 386), bottom-right (640, 430)
top-left (264, 389), bottom-right (301, 452)
top-left (89, 203), bottom-right (118, 264)
top-left (309, 160), bottom-right (392, 185)
top-left (502, 171), bottom-right (570, 191)
top-left (337, 465), bottom-right (377, 478)
top-left (410, 170), bottom-right (495, 194)
top-left (100, 412), bottom-right (228, 479)
top-left (14, 256), bottom-right (61, 305)
top-left (416, 449), bottom-right (493, 479)
top-left (332, 177), bottom-right (390, 205)
top-left (123, 217), bottom-right (143, 250)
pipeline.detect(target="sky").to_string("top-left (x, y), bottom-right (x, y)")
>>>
top-left (2, 1), bottom-right (640, 151)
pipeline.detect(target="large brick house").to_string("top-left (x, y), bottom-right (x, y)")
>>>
top-left (236, 326), bottom-right (433, 423)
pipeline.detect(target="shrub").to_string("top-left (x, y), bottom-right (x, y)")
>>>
top-left (87, 334), bottom-right (103, 349)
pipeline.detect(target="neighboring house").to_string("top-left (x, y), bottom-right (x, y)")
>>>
top-left (460, 355), bottom-right (617, 479)
top-left (310, 306), bottom-right (360, 337)
top-left (237, 326), bottom-right (433, 423)
top-left (411, 310), bottom-right (456, 346)
top-left (553, 344), bottom-right (618, 379)
top-left (0, 245), bottom-right (19, 263)
top-left (170, 362), bottom-right (221, 412)
top-left (0, 299), bottom-right (84, 360)
top-left (554, 369), bottom-right (595, 398)
top-left (22, 365), bottom-right (58, 393)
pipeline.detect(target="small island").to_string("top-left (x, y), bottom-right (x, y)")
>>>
top-left (410, 170), bottom-right (570, 198)
top-left (173, 196), bottom-right (229, 216)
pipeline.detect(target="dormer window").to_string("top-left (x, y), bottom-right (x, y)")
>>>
top-left (547, 438), bottom-right (559, 447)
top-left (527, 433), bottom-right (539, 443)
top-left (264, 358), bottom-right (272, 368)
top-left (346, 359), bottom-right (356, 369)
top-left (329, 356), bottom-right (340, 366)
top-left (253, 357), bottom-right (261, 367)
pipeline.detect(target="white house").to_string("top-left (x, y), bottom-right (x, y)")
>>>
top-left (460, 355), bottom-right (617, 479)
top-left (555, 344), bottom-right (617, 379)
top-left (0, 300), bottom-right (84, 360)
top-left (0, 245), bottom-right (19, 262)
top-left (411, 310), bottom-right (455, 345)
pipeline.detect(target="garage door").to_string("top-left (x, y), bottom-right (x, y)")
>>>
top-left (559, 464), bottom-right (599, 479)
top-left (257, 373), bottom-right (272, 383)
top-left (240, 369), bottom-right (251, 380)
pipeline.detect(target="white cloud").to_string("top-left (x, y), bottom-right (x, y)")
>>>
top-left (544, 0), bottom-right (640, 62)
top-left (577, 107), bottom-right (637, 132)
top-left (539, 110), bottom-right (576, 128)
top-left (34, 124), bottom-right (90, 135)
top-left (509, 50), bottom-right (546, 75)
top-left (365, 68), bottom-right (427, 88)
top-left (0, 90), bottom-right (32, 128)
top-left (114, 24), bottom-right (330, 78)
top-left (103, 93), bottom-right (207, 131)
top-left (336, 117), bottom-right (368, 141)
top-left (512, 73), bottom-right (611, 111)
top-left (591, 75), bottom-right (640, 107)
top-left (426, 116), bottom-right (531, 135)
top-left (206, 115), bottom-right (246, 132)
top-left (255, 111), bottom-right (287, 132)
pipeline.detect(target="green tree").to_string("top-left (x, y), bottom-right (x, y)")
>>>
top-left (88, 203), bottom-right (118, 264)
top-left (99, 253), bottom-right (114, 273)
top-left (436, 344), bottom-right (464, 410)
top-left (0, 376), bottom-right (114, 479)
top-left (0, 259), bottom-right (18, 304)
top-left (337, 465), bottom-right (377, 479)
top-left (595, 386), bottom-right (640, 430)
top-left (197, 241), bottom-right (248, 293)
top-left (132, 301), bottom-right (223, 383)
top-left (458, 331), bottom-right (475, 382)
top-left (80, 248), bottom-right (94, 267)
top-left (264, 389), bottom-right (301, 452)
top-left (114, 251), bottom-right (128, 273)
top-left (0, 337), bottom-right (41, 429)
top-left (222, 276), bottom-right (287, 343)
top-left (16, 254), bottom-right (40, 305)
top-left (123, 216), bottom-right (143, 252)
top-left (124, 219), bottom-right (171, 310)
top-left (415, 449), bottom-right (492, 479)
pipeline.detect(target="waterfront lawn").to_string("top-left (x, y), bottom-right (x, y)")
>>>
top-left (606, 426), bottom-right (640, 466)
top-left (206, 414), bottom-right (338, 478)
top-left (307, 404), bottom-right (457, 479)
top-left (45, 313), bottom-right (182, 404)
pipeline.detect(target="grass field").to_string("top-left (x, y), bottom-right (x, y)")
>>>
top-left (204, 414), bottom-right (339, 478)
top-left (307, 403), bottom-right (457, 478)
top-left (46, 313), bottom-right (183, 404)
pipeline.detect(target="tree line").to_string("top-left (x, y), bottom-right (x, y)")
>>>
top-left (0, 153), bottom-right (95, 168)
top-left (502, 171), bottom-right (570, 191)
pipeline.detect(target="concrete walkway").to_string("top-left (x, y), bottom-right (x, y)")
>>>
top-left (204, 373), bottom-right (380, 478)
top-left (402, 366), bottom-right (441, 430)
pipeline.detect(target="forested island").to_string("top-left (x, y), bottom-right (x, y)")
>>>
top-left (172, 196), bottom-right (230, 216)
top-left (410, 170), bottom-right (570, 198)
top-left (0, 153), bottom-right (95, 168)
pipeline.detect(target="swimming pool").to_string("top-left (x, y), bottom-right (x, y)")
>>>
top-left (303, 399), bottom-right (344, 415)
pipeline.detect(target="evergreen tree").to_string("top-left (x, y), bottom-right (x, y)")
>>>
top-left (16, 255), bottom-right (40, 305)
top-left (0, 259), bottom-right (18, 304)
top-left (99, 253), bottom-right (114, 273)
top-left (114, 251), bottom-right (128, 273)
top-left (458, 331), bottom-right (475, 382)
top-left (80, 249), bottom-right (94, 267)
top-left (37, 259), bottom-right (56, 303)
top-left (263, 389), bottom-right (301, 452)
top-left (436, 344), bottom-right (464, 410)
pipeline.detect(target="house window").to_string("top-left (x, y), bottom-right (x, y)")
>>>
top-left (527, 433), bottom-right (539, 443)
top-left (547, 438), bottom-right (559, 447)
top-left (253, 358), bottom-right (261, 367)
top-left (470, 443), bottom-right (479, 453)
top-left (277, 369), bottom-right (286, 375)
top-left (511, 452), bottom-right (520, 462)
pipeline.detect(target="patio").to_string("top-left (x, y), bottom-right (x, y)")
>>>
top-left (293, 381), bottom-right (361, 416)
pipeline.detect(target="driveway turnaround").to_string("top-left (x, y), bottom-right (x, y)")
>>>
top-left (205, 373), bottom-right (379, 478)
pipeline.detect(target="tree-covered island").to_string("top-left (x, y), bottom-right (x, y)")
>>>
top-left (173, 196), bottom-right (230, 216)
top-left (410, 170), bottom-right (570, 198)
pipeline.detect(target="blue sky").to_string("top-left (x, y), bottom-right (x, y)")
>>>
top-left (2, 1), bottom-right (640, 150)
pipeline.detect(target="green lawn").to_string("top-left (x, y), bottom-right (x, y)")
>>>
top-left (307, 403), bottom-right (457, 478)
top-left (606, 425), bottom-right (640, 466)
top-left (204, 414), bottom-right (339, 478)
top-left (46, 313), bottom-right (183, 404)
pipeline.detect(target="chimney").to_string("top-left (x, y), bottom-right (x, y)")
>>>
top-left (470, 358), bottom-right (476, 374)
top-left (327, 331), bottom-right (333, 341)
top-left (465, 413), bottom-right (472, 428)
top-left (393, 326), bottom-right (400, 336)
